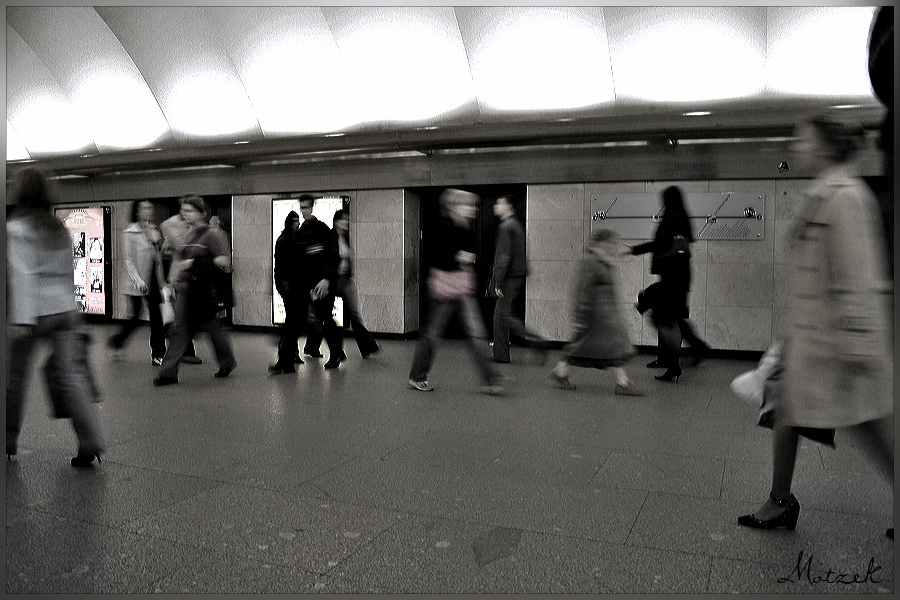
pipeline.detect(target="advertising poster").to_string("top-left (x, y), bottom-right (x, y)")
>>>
top-left (272, 197), bottom-right (345, 326)
top-left (55, 206), bottom-right (111, 316)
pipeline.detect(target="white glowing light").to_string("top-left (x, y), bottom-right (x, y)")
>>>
top-left (13, 94), bottom-right (94, 155)
top-left (614, 22), bottom-right (765, 103)
top-left (73, 73), bottom-right (169, 149)
top-left (767, 7), bottom-right (876, 97)
top-left (473, 9), bottom-right (615, 111)
top-left (6, 121), bottom-right (31, 161)
top-left (167, 71), bottom-right (258, 137)
top-left (339, 10), bottom-right (475, 122)
top-left (240, 37), bottom-right (357, 134)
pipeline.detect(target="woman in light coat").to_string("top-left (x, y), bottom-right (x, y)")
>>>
top-left (108, 200), bottom-right (167, 364)
top-left (6, 166), bottom-right (106, 467)
top-left (549, 229), bottom-right (641, 395)
top-left (738, 113), bottom-right (893, 536)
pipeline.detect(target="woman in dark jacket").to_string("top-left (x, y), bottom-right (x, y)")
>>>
top-left (408, 189), bottom-right (505, 394)
top-left (628, 186), bottom-right (708, 381)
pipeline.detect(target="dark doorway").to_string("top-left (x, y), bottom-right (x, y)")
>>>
top-left (415, 184), bottom-right (527, 339)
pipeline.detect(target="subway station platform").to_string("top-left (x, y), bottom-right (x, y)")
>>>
top-left (5, 324), bottom-right (894, 594)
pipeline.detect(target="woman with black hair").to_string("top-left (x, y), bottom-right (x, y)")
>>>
top-left (108, 199), bottom-right (166, 364)
top-left (6, 166), bottom-right (106, 467)
top-left (628, 185), bottom-right (708, 382)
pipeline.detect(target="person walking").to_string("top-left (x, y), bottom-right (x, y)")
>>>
top-left (549, 229), bottom-right (642, 395)
top-left (107, 200), bottom-right (167, 365)
top-left (408, 189), bottom-right (506, 395)
top-left (269, 211), bottom-right (304, 373)
top-left (154, 195), bottom-right (237, 385)
top-left (627, 185), bottom-right (709, 381)
top-left (489, 195), bottom-right (548, 364)
top-left (737, 112), bottom-right (893, 536)
top-left (6, 166), bottom-right (106, 467)
top-left (160, 201), bottom-right (203, 365)
top-left (306, 209), bottom-right (380, 358)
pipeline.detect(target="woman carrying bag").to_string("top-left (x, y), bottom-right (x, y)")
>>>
top-left (108, 200), bottom-right (167, 364)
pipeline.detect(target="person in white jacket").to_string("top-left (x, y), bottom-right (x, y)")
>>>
top-left (108, 200), bottom-right (167, 364)
top-left (6, 166), bottom-right (106, 467)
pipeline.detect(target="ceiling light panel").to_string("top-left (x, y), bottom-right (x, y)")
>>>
top-left (322, 6), bottom-right (477, 123)
top-left (7, 7), bottom-right (171, 154)
top-left (458, 6), bottom-right (615, 113)
top-left (219, 7), bottom-right (356, 135)
top-left (95, 6), bottom-right (262, 143)
top-left (766, 6), bottom-right (876, 98)
top-left (6, 23), bottom-right (96, 158)
top-left (606, 7), bottom-right (767, 105)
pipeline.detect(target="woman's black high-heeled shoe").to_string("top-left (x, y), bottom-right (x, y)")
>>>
top-left (738, 493), bottom-right (800, 530)
top-left (654, 367), bottom-right (682, 382)
top-left (71, 454), bottom-right (102, 468)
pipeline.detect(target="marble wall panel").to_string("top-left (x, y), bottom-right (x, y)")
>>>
top-left (355, 222), bottom-right (404, 259)
top-left (359, 295), bottom-right (403, 333)
top-left (773, 264), bottom-right (792, 308)
top-left (706, 262), bottom-right (773, 308)
top-left (774, 179), bottom-right (811, 220)
top-left (232, 194), bottom-right (272, 226)
top-left (705, 306), bottom-right (773, 351)
top-left (356, 189), bottom-right (403, 223)
top-left (404, 300), bottom-right (419, 333)
top-left (527, 184), bottom-right (584, 221)
top-left (527, 220), bottom-right (583, 261)
top-left (525, 298), bottom-right (571, 341)
top-left (772, 306), bottom-right (790, 341)
top-left (356, 258), bottom-right (405, 297)
top-left (232, 291), bottom-right (272, 327)
top-left (403, 258), bottom-right (421, 297)
top-left (527, 260), bottom-right (579, 302)
top-left (706, 238), bottom-right (774, 265)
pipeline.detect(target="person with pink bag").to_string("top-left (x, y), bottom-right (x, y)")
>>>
top-left (407, 189), bottom-right (505, 395)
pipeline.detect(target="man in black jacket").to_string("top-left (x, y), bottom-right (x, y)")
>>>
top-left (490, 195), bottom-right (548, 363)
top-left (296, 195), bottom-right (345, 369)
top-left (269, 210), bottom-right (302, 373)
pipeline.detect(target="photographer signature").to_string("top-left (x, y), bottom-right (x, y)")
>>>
top-left (778, 550), bottom-right (883, 585)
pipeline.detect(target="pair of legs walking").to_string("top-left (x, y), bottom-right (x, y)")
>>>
top-left (305, 276), bottom-right (377, 358)
top-left (108, 277), bottom-right (166, 361)
top-left (492, 275), bottom-right (547, 363)
top-left (276, 290), bottom-right (343, 368)
top-left (7, 311), bottom-right (105, 461)
top-left (155, 282), bottom-right (236, 382)
top-left (409, 295), bottom-right (504, 392)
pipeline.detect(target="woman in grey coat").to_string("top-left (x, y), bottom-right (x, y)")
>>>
top-left (549, 229), bottom-right (642, 395)
top-left (108, 200), bottom-right (167, 363)
top-left (738, 113), bottom-right (893, 535)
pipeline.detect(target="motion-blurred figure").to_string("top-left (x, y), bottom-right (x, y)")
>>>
top-left (160, 199), bottom-right (202, 364)
top-left (737, 113), bottom-right (893, 536)
top-left (489, 195), bottom-right (548, 364)
top-left (108, 200), bottom-right (166, 364)
top-left (154, 195), bottom-right (237, 385)
top-left (549, 229), bottom-right (642, 395)
top-left (6, 166), bottom-right (106, 467)
top-left (270, 210), bottom-right (304, 373)
top-left (867, 6), bottom-right (893, 278)
top-left (408, 189), bottom-right (506, 395)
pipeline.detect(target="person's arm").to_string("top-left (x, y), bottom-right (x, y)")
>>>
top-left (312, 226), bottom-right (339, 300)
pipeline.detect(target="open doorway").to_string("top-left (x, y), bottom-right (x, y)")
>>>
top-left (414, 184), bottom-right (527, 339)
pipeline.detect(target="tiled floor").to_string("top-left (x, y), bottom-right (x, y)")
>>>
top-left (5, 324), bottom-right (894, 594)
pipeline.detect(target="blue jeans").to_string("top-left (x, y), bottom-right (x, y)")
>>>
top-left (409, 294), bottom-right (502, 386)
top-left (6, 311), bottom-right (105, 457)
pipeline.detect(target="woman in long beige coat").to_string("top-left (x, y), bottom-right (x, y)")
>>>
top-left (738, 113), bottom-right (893, 535)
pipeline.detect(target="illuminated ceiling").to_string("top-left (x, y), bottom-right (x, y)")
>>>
top-left (6, 6), bottom-right (882, 165)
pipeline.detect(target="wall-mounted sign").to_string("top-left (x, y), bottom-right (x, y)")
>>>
top-left (54, 205), bottom-right (112, 316)
top-left (271, 197), bottom-right (346, 326)
top-left (588, 192), bottom-right (765, 240)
